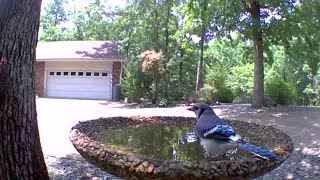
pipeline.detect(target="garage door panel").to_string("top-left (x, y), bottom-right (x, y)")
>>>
top-left (46, 70), bottom-right (112, 99)
top-left (49, 86), bottom-right (110, 92)
top-left (48, 90), bottom-right (111, 99)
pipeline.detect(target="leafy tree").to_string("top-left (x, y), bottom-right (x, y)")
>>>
top-left (141, 50), bottom-right (164, 102)
top-left (201, 37), bottom-right (252, 103)
top-left (177, 0), bottom-right (217, 93)
top-left (212, 0), bottom-right (297, 108)
top-left (38, 0), bottom-right (319, 106)
top-left (227, 63), bottom-right (255, 103)
top-left (115, 0), bottom-right (188, 102)
top-left (205, 37), bottom-right (252, 67)
top-left (39, 0), bottom-right (70, 41)
top-left (283, 0), bottom-right (320, 105)
top-left (111, 3), bottom-right (142, 58)
top-left (70, 0), bottom-right (113, 40)
top-left (0, 0), bottom-right (49, 178)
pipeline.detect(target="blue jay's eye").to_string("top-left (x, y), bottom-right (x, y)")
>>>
top-left (193, 106), bottom-right (199, 110)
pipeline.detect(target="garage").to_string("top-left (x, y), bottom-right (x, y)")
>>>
top-left (35, 41), bottom-right (125, 100)
top-left (46, 71), bottom-right (111, 99)
top-left (44, 61), bottom-right (113, 100)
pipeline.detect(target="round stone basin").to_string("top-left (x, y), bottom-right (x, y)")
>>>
top-left (70, 116), bottom-right (294, 180)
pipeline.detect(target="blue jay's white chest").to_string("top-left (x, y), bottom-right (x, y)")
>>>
top-left (200, 138), bottom-right (238, 157)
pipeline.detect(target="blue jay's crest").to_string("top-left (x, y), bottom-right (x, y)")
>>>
top-left (189, 102), bottom-right (277, 160)
top-left (187, 103), bottom-right (216, 114)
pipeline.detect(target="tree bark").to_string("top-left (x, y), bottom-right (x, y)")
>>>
top-left (195, 31), bottom-right (205, 93)
top-left (0, 0), bottom-right (49, 179)
top-left (250, 1), bottom-right (264, 108)
top-left (163, 0), bottom-right (172, 98)
top-left (195, 0), bottom-right (207, 93)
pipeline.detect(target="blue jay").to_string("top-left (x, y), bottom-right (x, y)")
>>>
top-left (188, 103), bottom-right (277, 160)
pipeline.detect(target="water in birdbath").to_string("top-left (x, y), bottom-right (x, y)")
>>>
top-left (98, 124), bottom-right (261, 162)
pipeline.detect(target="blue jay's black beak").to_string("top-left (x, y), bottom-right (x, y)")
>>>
top-left (187, 107), bottom-right (194, 111)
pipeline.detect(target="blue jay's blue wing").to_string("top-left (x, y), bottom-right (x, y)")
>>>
top-left (199, 125), bottom-right (241, 141)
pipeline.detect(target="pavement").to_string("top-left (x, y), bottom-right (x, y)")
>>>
top-left (36, 98), bottom-right (320, 157)
top-left (36, 98), bottom-right (196, 157)
top-left (221, 110), bottom-right (320, 150)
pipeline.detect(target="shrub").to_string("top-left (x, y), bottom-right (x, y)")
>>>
top-left (227, 63), bottom-right (254, 103)
top-left (200, 64), bottom-right (234, 103)
top-left (218, 86), bottom-right (235, 103)
top-left (265, 79), bottom-right (298, 105)
top-left (198, 85), bottom-right (216, 104)
top-left (198, 85), bottom-right (234, 103)
top-left (157, 98), bottom-right (176, 107)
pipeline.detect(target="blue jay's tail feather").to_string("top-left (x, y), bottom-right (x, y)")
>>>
top-left (238, 142), bottom-right (277, 160)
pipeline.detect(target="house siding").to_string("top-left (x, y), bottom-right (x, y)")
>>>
top-left (35, 62), bottom-right (45, 97)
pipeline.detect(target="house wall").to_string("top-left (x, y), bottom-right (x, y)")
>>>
top-left (35, 62), bottom-right (45, 96)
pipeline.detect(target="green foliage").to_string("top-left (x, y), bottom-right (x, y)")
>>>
top-left (198, 64), bottom-right (234, 103)
top-left (205, 38), bottom-right (253, 66)
top-left (265, 79), bottom-right (298, 105)
top-left (198, 85), bottom-right (215, 103)
top-left (121, 56), bottom-right (153, 102)
top-left (198, 85), bottom-right (234, 104)
top-left (40, 0), bottom-right (319, 106)
top-left (121, 64), bottom-right (140, 102)
top-left (226, 63), bottom-right (254, 103)
top-left (70, 1), bottom-right (113, 40)
top-left (219, 86), bottom-right (235, 103)
top-left (157, 98), bottom-right (176, 107)
top-left (40, 0), bottom-right (71, 41)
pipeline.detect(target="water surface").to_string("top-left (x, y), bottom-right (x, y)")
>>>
top-left (98, 124), bottom-right (261, 161)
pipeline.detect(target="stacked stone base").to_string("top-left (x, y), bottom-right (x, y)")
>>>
top-left (70, 116), bottom-right (293, 180)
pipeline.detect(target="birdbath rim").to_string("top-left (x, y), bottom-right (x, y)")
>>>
top-left (70, 116), bottom-right (294, 179)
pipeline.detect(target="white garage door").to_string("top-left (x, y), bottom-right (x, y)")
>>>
top-left (47, 71), bottom-right (112, 99)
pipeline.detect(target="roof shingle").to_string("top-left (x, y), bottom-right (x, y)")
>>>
top-left (36, 41), bottom-right (125, 61)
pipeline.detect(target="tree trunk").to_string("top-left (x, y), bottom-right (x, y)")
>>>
top-left (195, 0), bottom-right (207, 93)
top-left (195, 34), bottom-right (204, 93)
top-left (163, 0), bottom-right (172, 98)
top-left (0, 0), bottom-right (49, 179)
top-left (179, 61), bottom-right (183, 93)
top-left (251, 1), bottom-right (264, 108)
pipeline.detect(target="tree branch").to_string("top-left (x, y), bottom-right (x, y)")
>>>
top-left (241, 0), bottom-right (252, 13)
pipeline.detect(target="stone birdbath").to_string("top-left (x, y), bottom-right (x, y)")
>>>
top-left (70, 116), bottom-right (293, 179)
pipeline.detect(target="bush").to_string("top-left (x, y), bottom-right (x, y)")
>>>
top-left (157, 98), bottom-right (176, 107)
top-left (218, 86), bottom-right (235, 103)
top-left (198, 85), bottom-right (216, 104)
top-left (227, 63), bottom-right (254, 103)
top-left (198, 85), bottom-right (234, 103)
top-left (265, 79), bottom-right (298, 105)
top-left (200, 64), bottom-right (234, 103)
